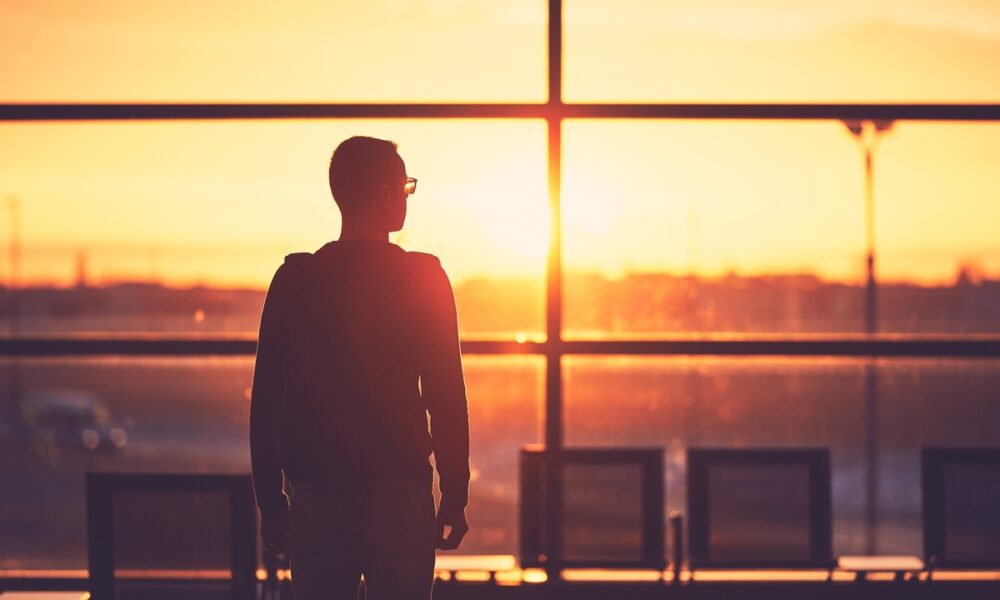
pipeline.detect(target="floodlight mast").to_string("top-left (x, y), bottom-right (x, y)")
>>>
top-left (845, 120), bottom-right (893, 335)
top-left (845, 119), bottom-right (893, 555)
top-left (4, 195), bottom-right (21, 433)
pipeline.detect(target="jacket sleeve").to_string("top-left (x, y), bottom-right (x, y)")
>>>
top-left (418, 258), bottom-right (471, 519)
top-left (250, 263), bottom-right (291, 517)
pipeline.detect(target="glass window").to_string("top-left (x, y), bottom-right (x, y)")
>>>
top-left (1, 1), bottom-right (546, 102)
top-left (566, 0), bottom-right (1000, 102)
top-left (562, 120), bottom-right (1000, 337)
top-left (0, 354), bottom-right (542, 567)
top-left (0, 120), bottom-right (548, 339)
top-left (461, 356), bottom-right (545, 555)
top-left (875, 122), bottom-right (1000, 333)
top-left (565, 356), bottom-right (1000, 556)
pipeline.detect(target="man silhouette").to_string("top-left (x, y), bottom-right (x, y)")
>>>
top-left (250, 136), bottom-right (470, 599)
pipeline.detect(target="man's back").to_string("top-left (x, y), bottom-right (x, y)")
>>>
top-left (250, 239), bottom-right (470, 519)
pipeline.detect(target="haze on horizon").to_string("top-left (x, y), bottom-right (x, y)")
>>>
top-left (1, 0), bottom-right (999, 288)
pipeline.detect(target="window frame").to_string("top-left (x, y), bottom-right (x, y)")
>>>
top-left (2, 0), bottom-right (1000, 578)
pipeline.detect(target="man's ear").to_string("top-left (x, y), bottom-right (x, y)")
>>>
top-left (376, 183), bottom-right (392, 206)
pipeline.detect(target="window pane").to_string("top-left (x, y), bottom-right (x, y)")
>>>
top-left (0, 355), bottom-right (541, 567)
top-left (564, 356), bottom-right (1000, 556)
top-left (0, 120), bottom-right (547, 339)
top-left (563, 121), bottom-right (1000, 337)
top-left (877, 122), bottom-right (1000, 332)
top-left (462, 356), bottom-right (544, 555)
top-left (566, 0), bottom-right (1000, 102)
top-left (2, 1), bottom-right (545, 102)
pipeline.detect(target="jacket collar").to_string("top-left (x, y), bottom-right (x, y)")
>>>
top-left (316, 239), bottom-right (404, 254)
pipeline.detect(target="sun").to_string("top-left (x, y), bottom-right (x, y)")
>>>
top-left (473, 160), bottom-right (616, 270)
top-left (481, 194), bottom-right (551, 262)
top-left (478, 188), bottom-right (618, 269)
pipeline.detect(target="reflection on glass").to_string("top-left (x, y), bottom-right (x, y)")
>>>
top-left (563, 121), bottom-right (1000, 337)
top-left (565, 356), bottom-right (1000, 556)
top-left (566, 0), bottom-right (1000, 102)
top-left (0, 355), bottom-right (541, 567)
top-left (2, 1), bottom-right (545, 102)
top-left (0, 120), bottom-right (547, 339)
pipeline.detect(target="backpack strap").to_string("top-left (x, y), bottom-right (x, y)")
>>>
top-left (277, 252), bottom-right (317, 342)
top-left (281, 252), bottom-right (315, 283)
top-left (284, 252), bottom-right (314, 267)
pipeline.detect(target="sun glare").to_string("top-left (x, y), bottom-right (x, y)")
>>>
top-left (562, 179), bottom-right (615, 239)
top-left (475, 166), bottom-right (551, 265)
top-left (483, 196), bottom-right (550, 262)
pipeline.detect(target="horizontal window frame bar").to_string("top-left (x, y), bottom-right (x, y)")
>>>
top-left (0, 338), bottom-right (543, 356)
top-left (0, 574), bottom-right (88, 592)
top-left (563, 339), bottom-right (1000, 357)
top-left (2, 103), bottom-right (999, 121)
top-left (0, 337), bottom-right (998, 357)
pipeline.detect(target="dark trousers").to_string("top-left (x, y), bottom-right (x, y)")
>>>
top-left (288, 481), bottom-right (437, 600)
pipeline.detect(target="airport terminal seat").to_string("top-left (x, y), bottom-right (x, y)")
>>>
top-left (686, 448), bottom-right (833, 572)
top-left (85, 472), bottom-right (256, 600)
top-left (922, 447), bottom-right (1000, 573)
top-left (519, 446), bottom-right (666, 571)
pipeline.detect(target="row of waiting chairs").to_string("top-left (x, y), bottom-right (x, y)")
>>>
top-left (81, 446), bottom-right (999, 598)
top-left (520, 446), bottom-right (1000, 574)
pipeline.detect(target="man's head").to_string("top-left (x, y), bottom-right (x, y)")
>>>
top-left (328, 136), bottom-right (411, 234)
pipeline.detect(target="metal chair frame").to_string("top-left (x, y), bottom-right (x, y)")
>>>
top-left (85, 472), bottom-right (257, 600)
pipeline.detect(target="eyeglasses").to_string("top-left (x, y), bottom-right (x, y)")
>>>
top-left (403, 177), bottom-right (417, 195)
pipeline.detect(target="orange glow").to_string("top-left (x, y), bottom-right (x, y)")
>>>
top-left (521, 568), bottom-right (548, 583)
top-left (476, 166), bottom-right (550, 263)
top-left (1, 1), bottom-right (999, 287)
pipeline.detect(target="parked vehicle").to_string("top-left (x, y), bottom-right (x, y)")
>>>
top-left (19, 387), bottom-right (127, 452)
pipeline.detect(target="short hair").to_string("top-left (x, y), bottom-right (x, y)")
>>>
top-left (328, 136), bottom-right (400, 214)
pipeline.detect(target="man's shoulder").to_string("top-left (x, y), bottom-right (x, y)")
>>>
top-left (284, 251), bottom-right (314, 265)
top-left (405, 250), bottom-right (441, 270)
top-left (405, 252), bottom-right (450, 289)
top-left (274, 248), bottom-right (445, 283)
top-left (267, 252), bottom-right (315, 290)
top-left (276, 252), bottom-right (316, 277)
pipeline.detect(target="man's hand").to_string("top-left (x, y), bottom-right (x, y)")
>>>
top-left (435, 510), bottom-right (469, 551)
top-left (261, 510), bottom-right (290, 555)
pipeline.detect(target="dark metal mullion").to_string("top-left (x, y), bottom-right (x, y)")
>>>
top-left (543, 114), bottom-right (565, 577)
top-left (0, 339), bottom-right (549, 356)
top-left (544, 128), bottom-right (564, 444)
top-left (3, 103), bottom-right (1000, 122)
top-left (561, 103), bottom-right (1000, 120)
top-left (0, 103), bottom-right (547, 121)
top-left (2, 338), bottom-right (1000, 357)
top-left (561, 339), bottom-right (1000, 357)
top-left (543, 0), bottom-right (565, 579)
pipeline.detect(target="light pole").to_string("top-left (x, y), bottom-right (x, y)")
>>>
top-left (844, 120), bottom-right (893, 555)
top-left (844, 120), bottom-right (893, 335)
top-left (5, 195), bottom-right (21, 433)
top-left (7, 196), bottom-right (21, 333)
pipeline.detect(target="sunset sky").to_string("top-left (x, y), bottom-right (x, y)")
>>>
top-left (1, 0), bottom-right (999, 287)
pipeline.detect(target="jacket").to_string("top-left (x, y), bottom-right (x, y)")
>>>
top-left (250, 239), bottom-right (470, 519)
